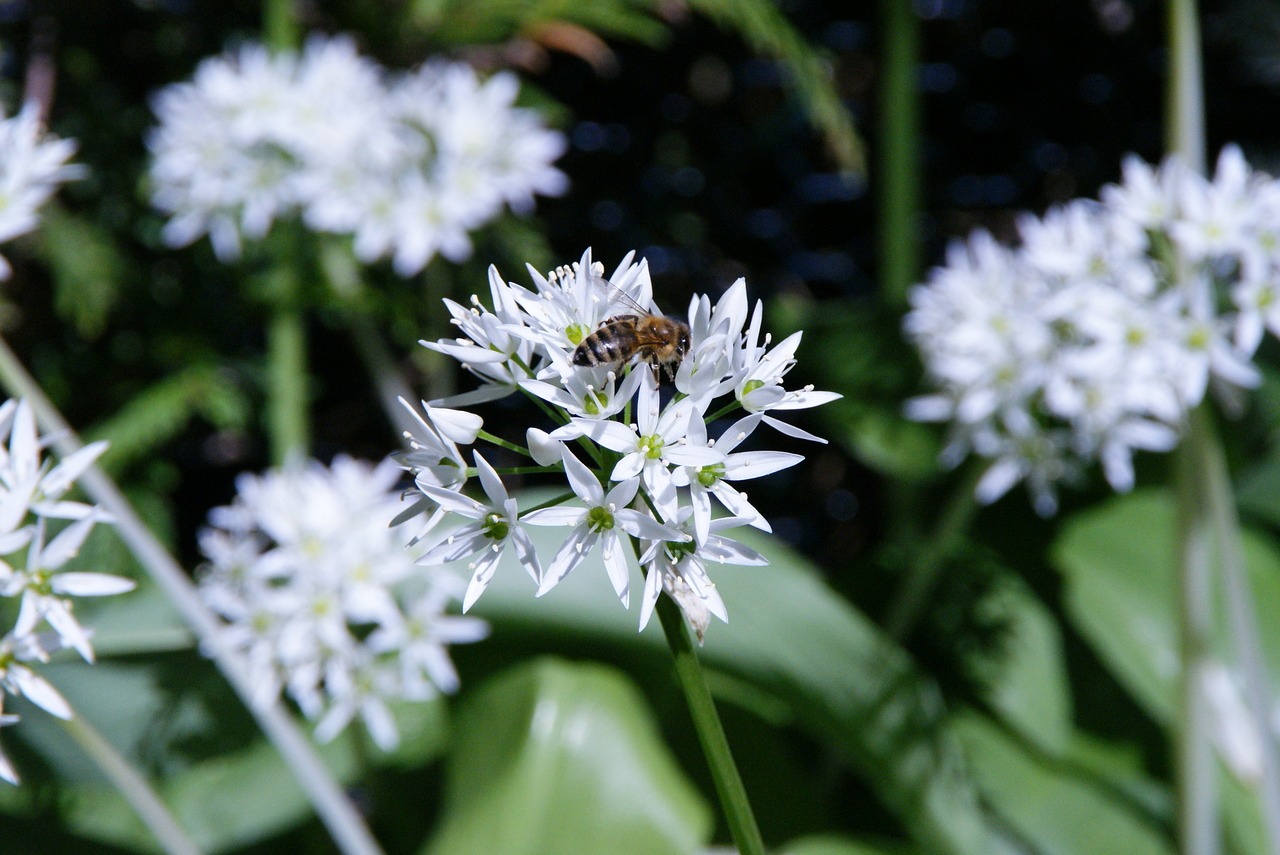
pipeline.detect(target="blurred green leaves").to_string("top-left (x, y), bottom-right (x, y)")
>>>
top-left (1053, 489), bottom-right (1280, 854)
top-left (424, 658), bottom-right (712, 855)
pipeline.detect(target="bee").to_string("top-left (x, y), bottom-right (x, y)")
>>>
top-left (572, 282), bottom-right (691, 382)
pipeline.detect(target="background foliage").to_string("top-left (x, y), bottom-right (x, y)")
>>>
top-left (1, 0), bottom-right (1279, 853)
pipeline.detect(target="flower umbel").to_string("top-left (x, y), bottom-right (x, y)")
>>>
top-left (147, 35), bottom-right (566, 274)
top-left (0, 102), bottom-right (84, 280)
top-left (197, 456), bottom-right (487, 750)
top-left (905, 145), bottom-right (1280, 515)
top-left (0, 399), bottom-right (127, 784)
top-left (400, 248), bottom-right (836, 640)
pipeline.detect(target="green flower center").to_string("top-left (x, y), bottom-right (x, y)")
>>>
top-left (666, 537), bottom-right (697, 563)
top-left (483, 512), bottom-right (510, 541)
top-left (566, 323), bottom-right (590, 345)
top-left (583, 391), bottom-right (608, 416)
top-left (587, 506), bottom-right (615, 532)
top-left (742, 379), bottom-right (765, 396)
top-left (638, 434), bottom-right (665, 459)
top-left (697, 463), bottom-right (725, 488)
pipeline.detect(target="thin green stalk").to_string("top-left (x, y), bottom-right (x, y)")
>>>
top-left (1166, 0), bottom-right (1205, 172)
top-left (477, 430), bottom-right (532, 457)
top-left (878, 0), bottom-right (922, 305)
top-left (655, 596), bottom-right (766, 855)
top-left (1174, 413), bottom-right (1219, 855)
top-left (883, 462), bottom-right (982, 641)
top-left (261, 0), bottom-right (304, 464)
top-left (61, 711), bottom-right (201, 855)
top-left (267, 295), bottom-right (309, 465)
top-left (263, 0), bottom-right (299, 52)
top-left (0, 336), bottom-right (385, 855)
top-left (1166, 4), bottom-right (1218, 854)
top-left (1194, 409), bottom-right (1280, 850)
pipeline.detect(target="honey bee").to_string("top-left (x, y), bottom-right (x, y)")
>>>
top-left (572, 281), bottom-right (691, 382)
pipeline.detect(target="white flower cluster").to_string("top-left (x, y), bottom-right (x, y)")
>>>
top-left (0, 102), bottom-right (84, 280)
top-left (0, 400), bottom-right (131, 784)
top-left (398, 249), bottom-right (838, 641)
top-left (905, 145), bottom-right (1280, 515)
top-left (197, 456), bottom-right (487, 750)
top-left (147, 35), bottom-right (567, 275)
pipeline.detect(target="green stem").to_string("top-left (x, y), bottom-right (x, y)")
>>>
top-left (477, 430), bottom-right (532, 457)
top-left (1193, 408), bottom-right (1280, 850)
top-left (0, 336), bottom-right (385, 855)
top-left (877, 0), bottom-right (922, 305)
top-left (883, 462), bottom-right (982, 641)
top-left (267, 296), bottom-right (309, 465)
top-left (1166, 3), bottom-right (1218, 853)
top-left (1174, 410), bottom-right (1219, 855)
top-left (61, 712), bottom-right (201, 855)
top-left (1166, 0), bottom-right (1205, 172)
top-left (655, 595), bottom-right (766, 855)
top-left (263, 0), bottom-right (300, 52)
top-left (479, 465), bottom-right (560, 477)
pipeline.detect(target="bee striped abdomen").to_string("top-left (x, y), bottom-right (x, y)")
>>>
top-left (574, 316), bottom-right (640, 367)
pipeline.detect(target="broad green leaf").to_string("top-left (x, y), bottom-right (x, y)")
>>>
top-left (465, 497), bottom-right (999, 855)
top-left (1236, 446), bottom-right (1280, 527)
top-left (777, 834), bottom-right (913, 855)
top-left (1051, 489), bottom-right (1280, 855)
top-left (424, 658), bottom-right (710, 855)
top-left (1053, 491), bottom-right (1181, 722)
top-left (1052, 489), bottom-right (1280, 721)
top-left (972, 577), bottom-right (1072, 757)
top-left (954, 712), bottom-right (1173, 855)
top-left (1062, 731), bottom-right (1172, 825)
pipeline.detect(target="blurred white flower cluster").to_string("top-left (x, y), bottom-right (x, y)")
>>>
top-left (905, 145), bottom-right (1280, 515)
top-left (0, 400), bottom-right (131, 784)
top-left (197, 455), bottom-right (487, 750)
top-left (147, 35), bottom-right (567, 275)
top-left (0, 102), bottom-right (84, 280)
top-left (398, 249), bottom-right (838, 641)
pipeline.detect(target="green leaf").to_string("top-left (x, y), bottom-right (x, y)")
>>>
top-left (1051, 489), bottom-right (1280, 854)
top-left (954, 712), bottom-right (1173, 855)
top-left (86, 363), bottom-right (249, 476)
top-left (36, 207), bottom-right (125, 339)
top-left (465, 495), bottom-right (1000, 855)
top-left (971, 577), bottom-right (1072, 757)
top-left (424, 658), bottom-right (711, 855)
top-left (1052, 490), bottom-right (1181, 721)
top-left (1052, 489), bottom-right (1280, 720)
top-left (409, 0), bottom-right (669, 48)
top-left (777, 834), bottom-right (913, 855)
top-left (1236, 445), bottom-right (1280, 527)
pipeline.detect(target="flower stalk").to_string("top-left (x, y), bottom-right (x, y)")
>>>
top-left (656, 595), bottom-right (766, 855)
top-left (1194, 407), bottom-right (1280, 850)
top-left (61, 710), bottom-right (201, 855)
top-left (1174, 409), bottom-right (1219, 855)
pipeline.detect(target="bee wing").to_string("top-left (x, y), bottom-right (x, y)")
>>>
top-left (593, 272), bottom-right (656, 318)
